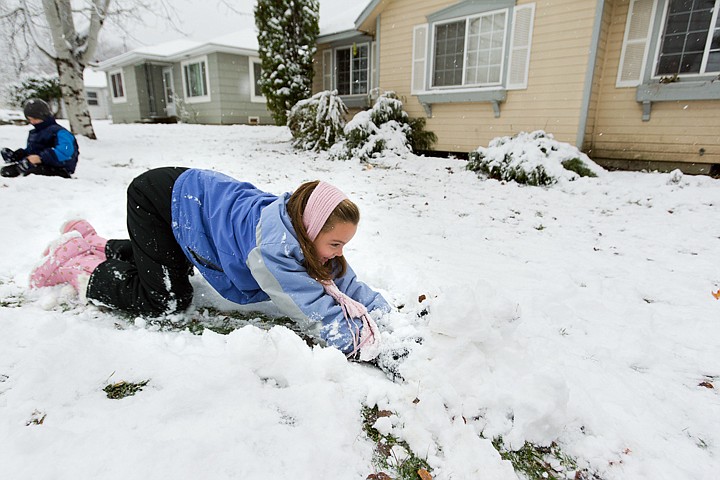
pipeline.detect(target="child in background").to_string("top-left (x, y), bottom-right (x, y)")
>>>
top-left (30, 167), bottom-right (388, 360)
top-left (1, 98), bottom-right (79, 178)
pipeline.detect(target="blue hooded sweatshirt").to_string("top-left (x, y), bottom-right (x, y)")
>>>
top-left (26, 118), bottom-right (79, 174)
top-left (170, 169), bottom-right (390, 353)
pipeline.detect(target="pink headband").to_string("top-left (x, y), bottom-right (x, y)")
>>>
top-left (302, 181), bottom-right (348, 241)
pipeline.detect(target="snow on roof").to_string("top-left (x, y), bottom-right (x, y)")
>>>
top-left (83, 68), bottom-right (107, 88)
top-left (207, 29), bottom-right (258, 51)
top-left (319, 0), bottom-right (370, 36)
top-left (133, 39), bottom-right (203, 57)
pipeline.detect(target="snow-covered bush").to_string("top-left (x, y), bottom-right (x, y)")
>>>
top-left (467, 130), bottom-right (604, 186)
top-left (287, 90), bottom-right (347, 151)
top-left (6, 74), bottom-right (62, 115)
top-left (332, 92), bottom-right (437, 162)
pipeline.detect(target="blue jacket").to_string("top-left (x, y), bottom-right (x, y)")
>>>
top-left (26, 118), bottom-right (79, 174)
top-left (171, 169), bottom-right (390, 353)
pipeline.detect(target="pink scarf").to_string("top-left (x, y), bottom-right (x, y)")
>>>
top-left (302, 181), bottom-right (381, 359)
top-left (322, 280), bottom-right (380, 360)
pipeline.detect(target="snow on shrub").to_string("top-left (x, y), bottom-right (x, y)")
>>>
top-left (287, 90), bottom-right (348, 151)
top-left (332, 92), bottom-right (436, 162)
top-left (467, 130), bottom-right (604, 186)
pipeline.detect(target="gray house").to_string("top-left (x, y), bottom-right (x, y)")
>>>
top-left (96, 32), bottom-right (273, 125)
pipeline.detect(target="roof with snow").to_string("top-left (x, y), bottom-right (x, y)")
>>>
top-left (319, 0), bottom-right (371, 36)
top-left (83, 68), bottom-right (108, 89)
top-left (95, 32), bottom-right (258, 71)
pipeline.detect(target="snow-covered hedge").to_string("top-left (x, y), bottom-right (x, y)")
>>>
top-left (287, 90), bottom-right (347, 151)
top-left (331, 92), bottom-right (437, 163)
top-left (467, 130), bottom-right (604, 186)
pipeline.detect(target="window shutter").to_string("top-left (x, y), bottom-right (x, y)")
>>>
top-left (323, 49), bottom-right (333, 91)
top-left (412, 24), bottom-right (428, 93)
top-left (371, 41), bottom-right (377, 92)
top-left (616, 0), bottom-right (656, 87)
top-left (507, 3), bottom-right (535, 90)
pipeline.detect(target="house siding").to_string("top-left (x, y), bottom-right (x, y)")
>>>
top-left (588, 0), bottom-right (720, 169)
top-left (176, 53), bottom-right (272, 125)
top-left (108, 67), bottom-right (141, 123)
top-left (327, 0), bottom-right (599, 153)
top-left (583, 0), bottom-right (615, 152)
top-left (216, 53), bottom-right (273, 125)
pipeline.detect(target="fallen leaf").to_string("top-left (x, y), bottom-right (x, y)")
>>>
top-left (712, 289), bottom-right (720, 300)
top-left (699, 381), bottom-right (714, 389)
top-left (367, 473), bottom-right (392, 480)
top-left (418, 294), bottom-right (427, 303)
top-left (418, 468), bottom-right (432, 480)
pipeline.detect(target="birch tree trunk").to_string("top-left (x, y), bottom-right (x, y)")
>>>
top-left (41, 0), bottom-right (110, 139)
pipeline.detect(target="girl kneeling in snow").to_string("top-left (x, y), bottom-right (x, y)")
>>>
top-left (30, 167), bottom-right (388, 359)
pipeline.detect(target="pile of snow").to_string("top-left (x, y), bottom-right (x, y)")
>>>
top-left (0, 121), bottom-right (719, 479)
top-left (468, 130), bottom-right (605, 185)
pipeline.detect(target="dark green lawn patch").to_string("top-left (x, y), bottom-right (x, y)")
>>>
top-left (103, 379), bottom-right (149, 399)
top-left (492, 437), bottom-right (604, 480)
top-left (362, 405), bottom-right (432, 480)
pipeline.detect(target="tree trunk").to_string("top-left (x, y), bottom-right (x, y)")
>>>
top-left (56, 58), bottom-right (96, 139)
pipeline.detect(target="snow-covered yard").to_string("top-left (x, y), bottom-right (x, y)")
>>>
top-left (0, 121), bottom-right (718, 479)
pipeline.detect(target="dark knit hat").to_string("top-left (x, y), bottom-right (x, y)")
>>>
top-left (23, 98), bottom-right (52, 120)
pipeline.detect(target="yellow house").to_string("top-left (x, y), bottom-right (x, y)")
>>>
top-left (314, 0), bottom-right (720, 174)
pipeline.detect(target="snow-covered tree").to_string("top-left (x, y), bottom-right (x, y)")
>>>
top-left (0, 0), bottom-right (176, 139)
top-left (254, 0), bottom-right (319, 126)
top-left (288, 90), bottom-right (347, 151)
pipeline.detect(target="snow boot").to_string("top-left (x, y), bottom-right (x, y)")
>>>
top-left (30, 232), bottom-right (104, 293)
top-left (57, 219), bottom-right (108, 260)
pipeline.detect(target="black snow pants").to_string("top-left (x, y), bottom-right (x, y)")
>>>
top-left (86, 166), bottom-right (193, 315)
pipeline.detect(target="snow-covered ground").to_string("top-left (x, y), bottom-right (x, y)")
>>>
top-left (0, 121), bottom-right (718, 479)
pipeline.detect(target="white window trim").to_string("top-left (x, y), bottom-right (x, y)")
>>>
top-left (650, 0), bottom-right (720, 80)
top-left (181, 55), bottom-right (211, 104)
top-left (334, 43), bottom-right (371, 96)
top-left (248, 57), bottom-right (266, 103)
top-left (429, 8), bottom-right (509, 90)
top-left (109, 69), bottom-right (127, 104)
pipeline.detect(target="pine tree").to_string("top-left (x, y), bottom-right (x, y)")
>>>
top-left (255, 0), bottom-right (319, 126)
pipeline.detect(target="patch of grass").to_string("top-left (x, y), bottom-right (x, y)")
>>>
top-left (114, 307), bottom-right (315, 345)
top-left (103, 379), bottom-right (149, 399)
top-left (362, 405), bottom-right (432, 480)
top-left (492, 437), bottom-right (603, 480)
top-left (561, 158), bottom-right (597, 178)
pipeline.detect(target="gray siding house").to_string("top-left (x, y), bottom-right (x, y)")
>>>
top-left (96, 32), bottom-right (273, 125)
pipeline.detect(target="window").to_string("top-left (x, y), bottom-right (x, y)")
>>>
top-left (413, 2), bottom-right (535, 99)
top-left (182, 56), bottom-right (210, 102)
top-left (109, 70), bottom-right (126, 103)
top-left (86, 91), bottom-right (99, 106)
top-left (619, 0), bottom-right (720, 86)
top-left (249, 57), bottom-right (265, 103)
top-left (432, 11), bottom-right (508, 88)
top-left (412, 2), bottom-right (534, 117)
top-left (655, 0), bottom-right (720, 76)
top-left (335, 44), bottom-right (369, 95)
